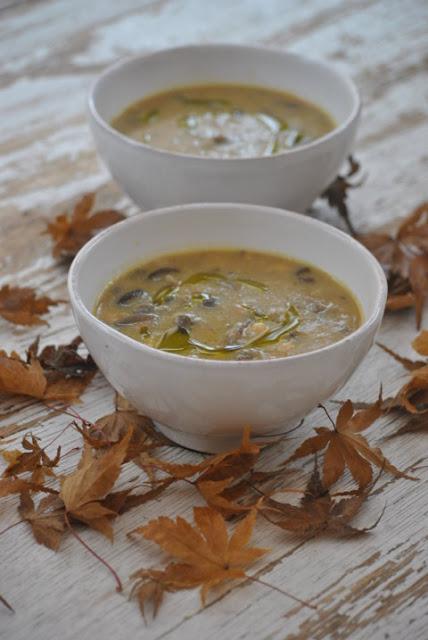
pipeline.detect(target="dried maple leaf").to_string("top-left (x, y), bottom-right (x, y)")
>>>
top-left (262, 460), bottom-right (383, 537)
top-left (101, 479), bottom-right (175, 516)
top-left (30, 336), bottom-right (97, 403)
top-left (320, 156), bottom-right (362, 235)
top-left (144, 428), bottom-right (262, 514)
top-left (0, 285), bottom-right (63, 326)
top-left (376, 331), bottom-right (428, 422)
top-left (130, 507), bottom-right (268, 617)
top-left (0, 477), bottom-right (56, 497)
top-left (46, 192), bottom-right (125, 260)
top-left (59, 428), bottom-right (132, 539)
top-left (359, 202), bottom-right (428, 327)
top-left (145, 427), bottom-right (260, 480)
top-left (285, 397), bottom-right (413, 487)
top-left (2, 434), bottom-right (60, 484)
top-left (0, 337), bottom-right (97, 403)
top-left (196, 477), bottom-right (254, 516)
top-left (0, 349), bottom-right (46, 398)
top-left (19, 493), bottom-right (65, 551)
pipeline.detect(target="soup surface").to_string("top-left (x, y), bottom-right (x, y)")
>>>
top-left (95, 249), bottom-right (361, 361)
top-left (111, 84), bottom-right (335, 159)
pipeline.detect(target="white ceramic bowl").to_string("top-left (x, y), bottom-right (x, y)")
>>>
top-left (88, 44), bottom-right (361, 213)
top-left (68, 203), bottom-right (386, 452)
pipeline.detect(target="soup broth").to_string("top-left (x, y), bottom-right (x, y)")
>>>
top-left (95, 249), bottom-right (361, 361)
top-left (111, 84), bottom-right (335, 159)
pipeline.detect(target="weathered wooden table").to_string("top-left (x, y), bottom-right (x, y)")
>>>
top-left (1, 1), bottom-right (427, 638)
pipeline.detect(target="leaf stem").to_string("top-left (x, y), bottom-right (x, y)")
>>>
top-left (64, 512), bottom-right (123, 592)
top-left (318, 404), bottom-right (336, 429)
top-left (0, 594), bottom-right (14, 612)
top-left (244, 573), bottom-right (316, 609)
top-left (0, 519), bottom-right (24, 536)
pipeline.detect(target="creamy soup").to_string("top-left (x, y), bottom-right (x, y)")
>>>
top-left (95, 249), bottom-right (361, 361)
top-left (111, 84), bottom-right (335, 159)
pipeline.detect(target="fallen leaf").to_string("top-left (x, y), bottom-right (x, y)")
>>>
top-left (60, 428), bottom-right (132, 539)
top-left (46, 192), bottom-right (125, 260)
top-left (0, 337), bottom-right (97, 403)
top-left (31, 336), bottom-right (97, 403)
top-left (75, 394), bottom-right (172, 465)
top-left (145, 427), bottom-right (260, 481)
top-left (359, 202), bottom-right (428, 327)
top-left (130, 506), bottom-right (268, 616)
top-left (101, 478), bottom-right (175, 515)
top-left (19, 493), bottom-right (65, 551)
top-left (377, 332), bottom-right (428, 421)
top-left (285, 397), bottom-right (413, 487)
top-left (262, 460), bottom-right (383, 537)
top-left (0, 285), bottom-right (63, 326)
top-left (0, 477), bottom-right (57, 497)
top-left (196, 477), bottom-right (254, 516)
top-left (2, 434), bottom-right (60, 483)
top-left (0, 350), bottom-right (46, 398)
top-left (144, 428), bottom-right (262, 514)
top-left (320, 156), bottom-right (362, 235)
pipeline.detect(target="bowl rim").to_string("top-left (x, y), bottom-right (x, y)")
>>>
top-left (88, 43), bottom-right (361, 163)
top-left (68, 202), bottom-right (387, 369)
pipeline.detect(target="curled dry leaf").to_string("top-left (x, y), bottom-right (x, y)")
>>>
top-left (358, 202), bottom-right (428, 328)
top-left (77, 399), bottom-right (168, 463)
top-left (0, 336), bottom-right (97, 403)
top-left (130, 507), bottom-right (268, 617)
top-left (0, 285), bottom-right (63, 326)
top-left (46, 192), bottom-right (125, 260)
top-left (374, 332), bottom-right (428, 433)
top-left (59, 428), bottom-right (132, 540)
top-left (144, 427), bottom-right (262, 514)
top-left (285, 397), bottom-right (413, 487)
top-left (320, 156), bottom-right (362, 235)
top-left (0, 477), bottom-right (57, 497)
top-left (2, 433), bottom-right (61, 484)
top-left (262, 460), bottom-right (384, 537)
top-left (19, 493), bottom-right (66, 551)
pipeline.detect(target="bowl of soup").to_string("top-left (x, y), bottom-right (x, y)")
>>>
top-left (88, 44), bottom-right (360, 212)
top-left (68, 203), bottom-right (387, 452)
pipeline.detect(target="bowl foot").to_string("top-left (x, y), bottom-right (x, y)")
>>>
top-left (153, 420), bottom-right (301, 453)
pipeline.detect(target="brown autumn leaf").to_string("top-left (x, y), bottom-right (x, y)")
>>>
top-left (0, 349), bottom-right (46, 398)
top-left (144, 427), bottom-right (262, 514)
top-left (0, 477), bottom-right (57, 497)
top-left (196, 477), bottom-right (255, 516)
top-left (2, 433), bottom-right (61, 484)
top-left (358, 202), bottom-right (428, 328)
top-left (78, 410), bottom-right (162, 462)
top-left (320, 156), bottom-right (362, 235)
top-left (101, 478), bottom-right (175, 516)
top-left (0, 285), bottom-right (63, 326)
top-left (285, 397), bottom-right (413, 487)
top-left (46, 192), bottom-right (125, 260)
top-left (262, 460), bottom-right (383, 537)
top-left (30, 336), bottom-right (97, 403)
top-left (0, 337), bottom-right (97, 403)
top-left (130, 507), bottom-right (268, 617)
top-left (373, 332), bottom-right (428, 433)
top-left (19, 493), bottom-right (65, 551)
top-left (144, 427), bottom-right (260, 480)
top-left (59, 428), bottom-right (132, 539)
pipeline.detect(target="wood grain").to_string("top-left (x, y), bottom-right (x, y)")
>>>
top-left (0, 1), bottom-right (427, 638)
